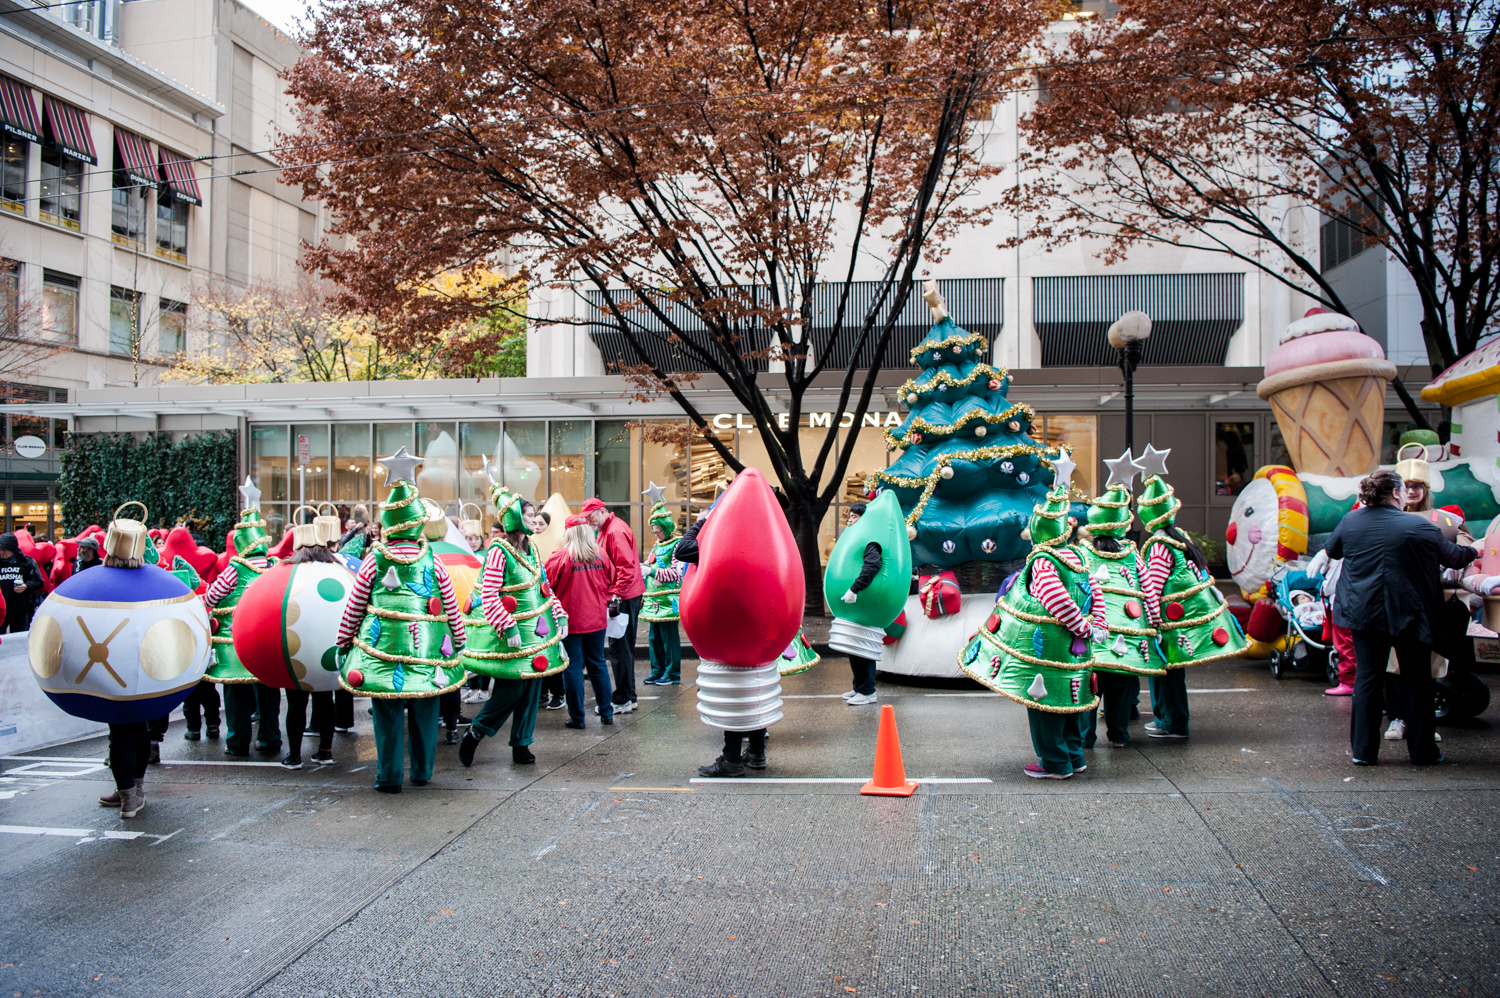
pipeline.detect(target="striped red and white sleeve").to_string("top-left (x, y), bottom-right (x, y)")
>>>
top-left (202, 562), bottom-right (239, 607)
top-left (479, 545), bottom-right (517, 632)
top-left (336, 553), bottom-right (379, 648)
top-left (430, 555), bottom-right (466, 645)
top-left (1143, 545), bottom-right (1173, 625)
top-left (655, 564), bottom-right (683, 583)
top-left (1029, 559), bottom-right (1090, 636)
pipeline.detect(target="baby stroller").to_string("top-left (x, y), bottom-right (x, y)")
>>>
top-left (1268, 569), bottom-right (1339, 685)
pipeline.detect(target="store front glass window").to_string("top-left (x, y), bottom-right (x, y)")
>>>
top-left (687, 430), bottom-right (734, 505)
top-left (290, 423), bottom-right (330, 505)
top-left (459, 421), bottom-right (500, 529)
top-left (1381, 420), bottom-right (1422, 465)
top-left (1214, 421), bottom-right (1255, 497)
top-left (502, 421), bottom-right (546, 502)
top-left (1038, 414), bottom-right (1098, 497)
top-left (549, 420), bottom-right (592, 505)
top-left (373, 422), bottom-right (413, 501)
top-left (416, 422), bottom-right (460, 510)
top-left (332, 423), bottom-right (370, 503)
top-left (251, 424), bottom-right (289, 502)
top-left (595, 419), bottom-right (632, 531)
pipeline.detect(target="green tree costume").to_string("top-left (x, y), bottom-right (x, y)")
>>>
top-left (776, 631), bottom-right (821, 676)
top-left (958, 488), bottom-right (1098, 713)
top-left (206, 511), bottom-right (272, 685)
top-left (1080, 483), bottom-right (1167, 678)
top-left (460, 486), bottom-right (566, 681)
top-left (339, 479), bottom-right (466, 698)
top-left (641, 497), bottom-right (684, 684)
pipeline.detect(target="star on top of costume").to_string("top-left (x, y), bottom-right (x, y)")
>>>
top-left (1102, 448), bottom-right (1147, 492)
top-left (379, 446), bottom-right (424, 486)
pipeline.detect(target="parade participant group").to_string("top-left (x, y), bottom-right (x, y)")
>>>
top-left (23, 298), bottom-right (1487, 815)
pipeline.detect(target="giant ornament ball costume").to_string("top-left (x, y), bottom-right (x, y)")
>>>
top-left (29, 503), bottom-right (212, 723)
top-left (681, 468), bottom-right (804, 731)
top-left (232, 556), bottom-right (355, 693)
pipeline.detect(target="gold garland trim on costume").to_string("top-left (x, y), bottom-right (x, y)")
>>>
top-left (369, 606), bottom-right (448, 624)
top-left (998, 599), bottom-right (1062, 627)
top-left (206, 674), bottom-right (259, 684)
top-left (1139, 477), bottom-right (1181, 531)
top-left (1162, 643), bottom-right (1244, 669)
top-left (210, 635), bottom-right (234, 645)
top-left (956, 642), bottom-right (1099, 712)
top-left (1102, 622), bottom-right (1158, 637)
top-left (897, 363), bottom-right (1010, 400)
top-left (883, 401), bottom-right (1036, 448)
top-left (866, 443), bottom-right (1059, 526)
top-left (460, 629), bottom-right (564, 662)
top-left (1159, 607), bottom-right (1225, 630)
top-left (374, 534), bottom-right (428, 566)
top-left (1162, 578), bottom-right (1216, 601)
top-left (350, 635), bottom-right (464, 669)
top-left (909, 329), bottom-right (988, 362)
top-left (338, 672), bottom-right (467, 699)
top-left (491, 538), bottom-right (540, 593)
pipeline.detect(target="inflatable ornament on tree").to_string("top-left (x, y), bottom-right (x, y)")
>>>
top-left (680, 468), bottom-right (804, 730)
top-left (29, 502), bottom-right (212, 723)
top-left (868, 282), bottom-right (1055, 567)
top-left (824, 489), bottom-right (912, 660)
top-left (340, 449), bottom-right (466, 697)
top-left (207, 478), bottom-right (275, 684)
top-left (459, 482), bottom-right (567, 680)
top-left (958, 450), bottom-right (1100, 712)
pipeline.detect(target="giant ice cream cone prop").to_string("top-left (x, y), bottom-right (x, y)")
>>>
top-left (1257, 308), bottom-right (1396, 477)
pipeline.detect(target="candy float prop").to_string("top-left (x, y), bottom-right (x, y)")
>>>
top-left (681, 468), bottom-right (804, 730)
top-left (29, 503), bottom-right (211, 723)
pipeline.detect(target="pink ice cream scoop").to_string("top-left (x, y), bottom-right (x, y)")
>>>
top-left (1257, 308), bottom-right (1397, 477)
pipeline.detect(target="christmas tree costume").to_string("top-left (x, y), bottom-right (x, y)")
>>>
top-left (203, 480), bottom-right (282, 757)
top-left (959, 452), bottom-right (1098, 777)
top-left (776, 631), bottom-right (821, 677)
top-left (1079, 451), bottom-right (1166, 749)
top-left (459, 485), bottom-right (565, 768)
top-left (825, 489), bottom-right (912, 698)
top-left (866, 283), bottom-right (1055, 566)
top-left (1135, 445), bottom-right (1249, 739)
top-left (336, 449), bottom-right (466, 790)
top-left (640, 488), bottom-right (684, 684)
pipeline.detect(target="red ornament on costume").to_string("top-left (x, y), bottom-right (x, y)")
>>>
top-left (531, 654), bottom-right (549, 672)
top-left (1211, 627), bottom-right (1230, 646)
top-left (347, 668), bottom-right (364, 687)
top-left (1165, 602), bottom-right (1185, 621)
top-left (501, 595), bottom-right (518, 613)
top-left (985, 612), bottom-right (1002, 633)
top-left (988, 379), bottom-right (1001, 391)
top-left (427, 596), bottom-right (443, 616)
top-left (1124, 599), bottom-right (1142, 619)
top-left (679, 468), bottom-right (804, 668)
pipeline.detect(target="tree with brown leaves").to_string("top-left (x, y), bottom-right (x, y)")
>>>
top-left (1005, 0), bottom-right (1499, 425)
top-left (280, 0), bottom-right (1056, 610)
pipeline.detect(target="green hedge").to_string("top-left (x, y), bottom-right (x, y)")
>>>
top-left (58, 430), bottom-right (239, 542)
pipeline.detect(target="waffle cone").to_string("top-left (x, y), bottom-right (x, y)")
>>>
top-left (1258, 358), bottom-right (1395, 477)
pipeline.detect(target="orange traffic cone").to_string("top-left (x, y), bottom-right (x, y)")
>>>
top-left (861, 703), bottom-right (918, 797)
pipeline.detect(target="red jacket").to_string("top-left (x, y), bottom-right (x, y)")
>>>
top-left (545, 548), bottom-right (615, 633)
top-left (596, 513), bottom-right (645, 601)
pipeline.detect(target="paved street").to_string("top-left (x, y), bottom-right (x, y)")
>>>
top-left (3, 651), bottom-right (1498, 998)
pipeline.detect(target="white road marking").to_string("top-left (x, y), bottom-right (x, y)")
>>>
top-left (1187, 688), bottom-right (1253, 693)
top-left (780, 694), bottom-right (849, 699)
top-left (1, 756), bottom-right (105, 763)
top-left (4, 762), bottom-right (106, 777)
top-left (691, 777), bottom-right (993, 784)
top-left (925, 693), bottom-right (1002, 697)
top-left (0, 823), bottom-right (179, 844)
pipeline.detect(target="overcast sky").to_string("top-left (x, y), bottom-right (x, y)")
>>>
top-left (240, 0), bottom-right (316, 36)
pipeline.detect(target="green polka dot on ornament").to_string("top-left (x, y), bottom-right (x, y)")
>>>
top-left (317, 577), bottom-right (346, 602)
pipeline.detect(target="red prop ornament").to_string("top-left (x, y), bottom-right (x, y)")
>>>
top-left (679, 468), bottom-right (804, 668)
top-left (231, 561), bottom-right (355, 692)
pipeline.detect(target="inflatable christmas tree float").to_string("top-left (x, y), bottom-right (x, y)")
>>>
top-left (867, 282), bottom-right (1057, 566)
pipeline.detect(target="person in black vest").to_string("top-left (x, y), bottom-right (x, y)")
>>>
top-left (1325, 469), bottom-right (1478, 766)
top-left (0, 533), bottom-right (44, 632)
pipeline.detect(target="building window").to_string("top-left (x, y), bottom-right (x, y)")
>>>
top-left (39, 148), bottom-right (81, 230)
top-left (1214, 421), bottom-right (1255, 497)
top-left (0, 138), bottom-right (23, 215)
top-left (109, 286), bottom-right (139, 356)
top-left (1036, 414), bottom-right (1099, 497)
top-left (1321, 202), bottom-right (1379, 271)
top-left (0, 260), bottom-right (17, 338)
top-left (41, 271), bottom-right (77, 343)
top-left (155, 195), bottom-right (188, 263)
top-left (159, 298), bottom-right (186, 355)
top-left (111, 175), bottom-right (147, 249)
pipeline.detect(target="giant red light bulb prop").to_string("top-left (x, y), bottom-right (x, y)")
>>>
top-left (680, 469), bottom-right (804, 732)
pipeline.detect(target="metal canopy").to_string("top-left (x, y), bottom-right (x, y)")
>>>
top-left (1033, 273), bottom-right (1245, 367)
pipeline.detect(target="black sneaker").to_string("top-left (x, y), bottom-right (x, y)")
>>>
top-left (697, 755), bottom-right (745, 777)
top-left (281, 754), bottom-right (303, 770)
top-left (458, 730), bottom-right (482, 768)
top-left (225, 749), bottom-right (250, 759)
top-left (206, 726), bottom-right (220, 739)
top-left (148, 743), bottom-right (161, 765)
top-left (311, 749), bottom-right (333, 764)
top-left (601, 716), bottom-right (614, 725)
top-left (375, 784), bottom-right (402, 794)
top-left (564, 720), bottom-right (586, 730)
top-left (544, 695), bottom-right (565, 710)
top-left (184, 729), bottom-right (201, 742)
top-left (745, 750), bottom-right (766, 769)
top-left (445, 728), bottom-right (460, 745)
top-left (512, 745), bottom-right (536, 765)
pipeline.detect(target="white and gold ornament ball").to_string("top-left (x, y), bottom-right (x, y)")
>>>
top-left (232, 560), bottom-right (355, 693)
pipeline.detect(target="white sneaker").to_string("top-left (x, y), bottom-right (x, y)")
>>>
top-left (846, 692), bottom-right (878, 705)
top-left (1384, 719), bottom-right (1406, 740)
top-left (1434, 731), bottom-right (1442, 742)
top-left (840, 690), bottom-right (859, 700)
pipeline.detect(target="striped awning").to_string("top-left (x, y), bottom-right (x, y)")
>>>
top-left (157, 148), bottom-right (202, 205)
top-left (1033, 273), bottom-right (1245, 366)
top-left (587, 287), bottom-right (772, 376)
top-left (0, 77), bottom-right (39, 144)
top-left (113, 128), bottom-right (156, 190)
top-left (42, 96), bottom-right (96, 163)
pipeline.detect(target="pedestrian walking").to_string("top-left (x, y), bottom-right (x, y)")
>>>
top-left (1325, 470), bottom-right (1477, 766)
top-left (582, 498), bottom-right (644, 713)
top-left (0, 532), bottom-right (44, 632)
top-left (547, 515), bottom-right (614, 730)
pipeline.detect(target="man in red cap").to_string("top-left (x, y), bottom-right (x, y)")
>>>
top-left (583, 498), bottom-right (646, 712)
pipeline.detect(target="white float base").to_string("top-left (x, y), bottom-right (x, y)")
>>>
top-left (878, 593), bottom-right (996, 679)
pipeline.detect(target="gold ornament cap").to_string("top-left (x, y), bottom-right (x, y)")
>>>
top-left (421, 499), bottom-right (449, 540)
top-left (292, 523), bottom-right (322, 550)
top-left (104, 501), bottom-right (148, 562)
top-left (314, 514), bottom-right (342, 545)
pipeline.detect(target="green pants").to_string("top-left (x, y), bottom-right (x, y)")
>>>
top-left (470, 678), bottom-right (542, 746)
top-left (648, 622), bottom-right (681, 683)
top-left (1083, 671), bottom-right (1140, 748)
top-left (1028, 708), bottom-right (1086, 775)
top-left (1149, 668), bottom-right (1190, 736)
top-left (223, 683), bottom-right (280, 755)
top-left (372, 697), bottom-right (440, 787)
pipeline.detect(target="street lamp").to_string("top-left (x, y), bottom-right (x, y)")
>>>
top-left (1107, 310), bottom-right (1152, 454)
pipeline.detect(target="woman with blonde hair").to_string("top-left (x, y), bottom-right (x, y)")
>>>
top-left (545, 515), bottom-right (615, 729)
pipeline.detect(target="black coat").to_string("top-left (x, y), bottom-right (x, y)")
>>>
top-left (1326, 504), bottom-right (1478, 650)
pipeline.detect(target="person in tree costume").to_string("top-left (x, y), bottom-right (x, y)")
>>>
top-left (639, 485), bottom-right (684, 686)
top-left (1078, 450), bottom-right (1167, 749)
top-left (1135, 445), bottom-right (1249, 740)
top-left (336, 449), bottom-right (466, 792)
top-left (458, 484), bottom-right (566, 769)
top-left (960, 451), bottom-right (1101, 778)
top-left (203, 478), bottom-right (282, 758)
